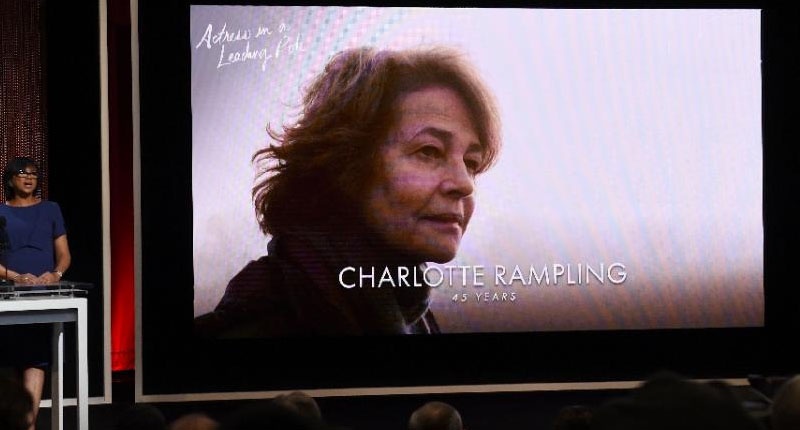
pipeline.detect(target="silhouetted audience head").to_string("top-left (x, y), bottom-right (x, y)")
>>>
top-left (772, 375), bottom-right (800, 430)
top-left (0, 377), bottom-right (33, 430)
top-left (552, 404), bottom-right (592, 430)
top-left (220, 399), bottom-right (325, 430)
top-left (274, 391), bottom-right (323, 424)
top-left (592, 372), bottom-right (762, 430)
top-left (116, 404), bottom-right (168, 430)
top-left (408, 401), bottom-right (463, 430)
top-left (170, 412), bottom-right (219, 430)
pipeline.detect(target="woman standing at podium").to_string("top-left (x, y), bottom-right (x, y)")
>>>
top-left (0, 156), bottom-right (71, 430)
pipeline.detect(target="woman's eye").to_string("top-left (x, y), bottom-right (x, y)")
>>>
top-left (465, 159), bottom-right (479, 174)
top-left (417, 145), bottom-right (442, 159)
top-left (465, 155), bottom-right (484, 174)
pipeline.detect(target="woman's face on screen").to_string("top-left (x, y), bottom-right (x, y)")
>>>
top-left (364, 86), bottom-right (483, 263)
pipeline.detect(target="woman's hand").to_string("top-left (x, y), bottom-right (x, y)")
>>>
top-left (36, 272), bottom-right (62, 285)
top-left (13, 273), bottom-right (38, 284)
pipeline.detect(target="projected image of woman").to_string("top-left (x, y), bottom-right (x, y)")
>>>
top-left (195, 46), bottom-right (501, 337)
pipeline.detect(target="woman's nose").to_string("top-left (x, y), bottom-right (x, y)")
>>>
top-left (440, 159), bottom-right (474, 198)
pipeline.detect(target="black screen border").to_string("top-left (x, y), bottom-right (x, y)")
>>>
top-left (43, 0), bottom-right (107, 399)
top-left (137, 0), bottom-right (800, 397)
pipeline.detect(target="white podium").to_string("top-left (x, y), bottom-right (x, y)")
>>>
top-left (0, 295), bottom-right (89, 430)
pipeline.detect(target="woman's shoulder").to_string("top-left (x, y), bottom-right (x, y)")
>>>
top-left (221, 256), bottom-right (281, 300)
top-left (25, 201), bottom-right (65, 222)
top-left (34, 200), bottom-right (63, 215)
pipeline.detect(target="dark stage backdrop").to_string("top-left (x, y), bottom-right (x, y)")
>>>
top-left (44, 0), bottom-right (106, 397)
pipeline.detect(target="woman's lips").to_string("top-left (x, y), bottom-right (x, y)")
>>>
top-left (420, 213), bottom-right (464, 233)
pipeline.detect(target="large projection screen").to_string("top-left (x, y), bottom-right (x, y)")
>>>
top-left (137, 2), bottom-right (800, 401)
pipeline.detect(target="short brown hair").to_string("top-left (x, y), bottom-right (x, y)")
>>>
top-left (253, 46), bottom-right (501, 235)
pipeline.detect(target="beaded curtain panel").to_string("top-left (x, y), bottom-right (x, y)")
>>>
top-left (0, 0), bottom-right (48, 202)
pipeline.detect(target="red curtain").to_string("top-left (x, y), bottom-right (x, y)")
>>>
top-left (108, 0), bottom-right (135, 371)
top-left (0, 0), bottom-right (48, 199)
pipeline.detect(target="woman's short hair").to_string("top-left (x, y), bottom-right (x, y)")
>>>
top-left (253, 46), bottom-right (501, 235)
top-left (3, 156), bottom-right (40, 199)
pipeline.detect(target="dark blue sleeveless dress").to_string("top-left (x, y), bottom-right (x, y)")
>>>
top-left (0, 201), bottom-right (67, 368)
